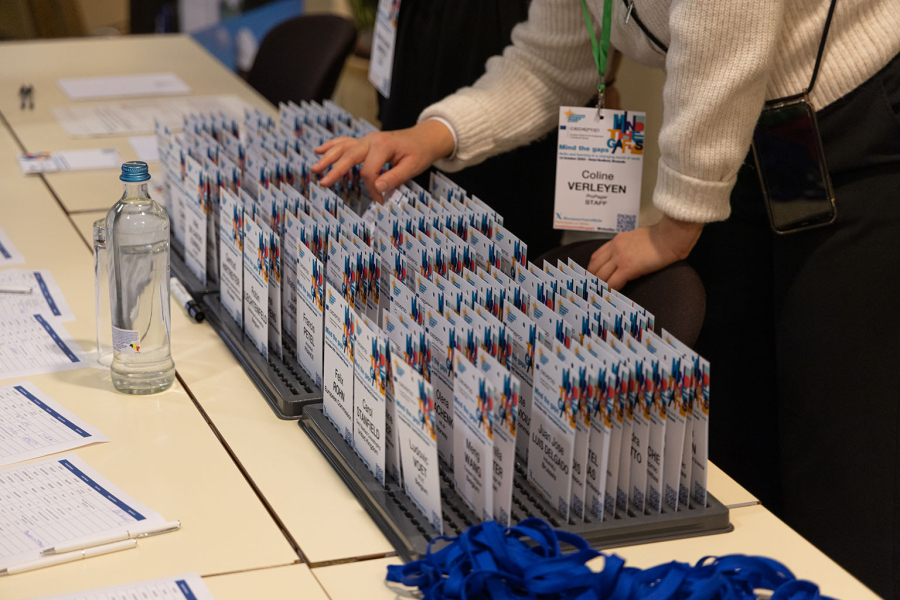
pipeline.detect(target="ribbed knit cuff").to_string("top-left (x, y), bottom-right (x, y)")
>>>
top-left (653, 160), bottom-right (735, 223)
top-left (419, 93), bottom-right (497, 173)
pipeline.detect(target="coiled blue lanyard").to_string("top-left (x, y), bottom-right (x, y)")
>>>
top-left (387, 517), bottom-right (833, 600)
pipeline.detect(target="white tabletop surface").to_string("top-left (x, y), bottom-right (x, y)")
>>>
top-left (312, 505), bottom-right (878, 600)
top-left (0, 127), bottom-right (298, 599)
top-left (0, 35), bottom-right (274, 213)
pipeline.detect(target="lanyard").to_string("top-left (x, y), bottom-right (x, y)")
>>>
top-left (386, 517), bottom-right (835, 600)
top-left (580, 0), bottom-right (613, 109)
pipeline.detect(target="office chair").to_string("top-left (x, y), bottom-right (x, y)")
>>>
top-left (536, 240), bottom-right (707, 348)
top-left (247, 14), bottom-right (357, 105)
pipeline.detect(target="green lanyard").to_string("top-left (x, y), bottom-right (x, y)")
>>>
top-left (580, 0), bottom-right (613, 109)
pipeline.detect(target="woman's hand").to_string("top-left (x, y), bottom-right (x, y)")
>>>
top-left (588, 215), bottom-right (704, 290)
top-left (312, 119), bottom-right (455, 202)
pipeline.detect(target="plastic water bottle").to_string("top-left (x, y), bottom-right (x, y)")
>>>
top-left (106, 161), bottom-right (175, 394)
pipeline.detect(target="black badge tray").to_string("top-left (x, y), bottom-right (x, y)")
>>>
top-left (170, 240), bottom-right (323, 419)
top-left (300, 403), bottom-right (733, 562)
top-left (199, 292), bottom-right (323, 419)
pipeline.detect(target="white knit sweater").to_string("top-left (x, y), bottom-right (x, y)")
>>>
top-left (419, 0), bottom-right (900, 223)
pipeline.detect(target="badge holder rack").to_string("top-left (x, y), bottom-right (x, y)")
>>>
top-left (172, 245), bottom-right (733, 556)
top-left (171, 243), bottom-right (322, 419)
top-left (301, 403), bottom-right (733, 562)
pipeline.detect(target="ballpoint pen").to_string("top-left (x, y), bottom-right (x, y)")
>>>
top-left (39, 520), bottom-right (181, 556)
top-left (0, 286), bottom-right (33, 294)
top-left (0, 539), bottom-right (136, 576)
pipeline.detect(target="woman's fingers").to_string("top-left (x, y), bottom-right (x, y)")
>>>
top-left (375, 155), bottom-right (425, 195)
top-left (319, 143), bottom-right (369, 187)
top-left (595, 256), bottom-right (617, 284)
top-left (607, 268), bottom-right (629, 291)
top-left (360, 140), bottom-right (396, 201)
top-left (314, 137), bottom-right (343, 155)
top-left (311, 138), bottom-right (354, 175)
top-left (587, 242), bottom-right (612, 275)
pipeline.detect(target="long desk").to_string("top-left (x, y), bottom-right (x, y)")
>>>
top-left (0, 36), bottom-right (274, 213)
top-left (313, 506), bottom-right (879, 600)
top-left (0, 32), bottom-right (873, 599)
top-left (0, 125), bottom-right (299, 600)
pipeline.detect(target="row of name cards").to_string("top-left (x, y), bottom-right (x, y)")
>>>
top-left (153, 99), bottom-right (710, 533)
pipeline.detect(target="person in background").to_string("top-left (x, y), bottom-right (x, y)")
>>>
top-left (374, 0), bottom-right (618, 258)
top-left (314, 1), bottom-right (900, 595)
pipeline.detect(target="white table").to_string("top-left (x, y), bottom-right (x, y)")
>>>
top-left (0, 125), bottom-right (299, 600)
top-left (312, 505), bottom-right (879, 600)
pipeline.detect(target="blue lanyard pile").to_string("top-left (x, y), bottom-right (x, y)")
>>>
top-left (386, 518), bottom-right (833, 600)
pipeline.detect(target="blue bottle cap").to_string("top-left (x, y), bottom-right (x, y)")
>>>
top-left (120, 161), bottom-right (151, 182)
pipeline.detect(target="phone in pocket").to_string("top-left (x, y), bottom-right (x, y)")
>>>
top-left (752, 97), bottom-right (836, 234)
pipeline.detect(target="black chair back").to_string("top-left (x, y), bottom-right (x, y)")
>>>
top-left (536, 240), bottom-right (707, 348)
top-left (247, 14), bottom-right (357, 105)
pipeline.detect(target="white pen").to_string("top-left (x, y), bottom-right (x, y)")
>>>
top-left (0, 539), bottom-right (136, 576)
top-left (0, 286), bottom-right (32, 294)
top-left (40, 519), bottom-right (181, 556)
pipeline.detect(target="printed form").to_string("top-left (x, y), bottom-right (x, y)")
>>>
top-left (0, 454), bottom-right (167, 571)
top-left (54, 96), bottom-right (247, 137)
top-left (0, 381), bottom-right (107, 467)
top-left (58, 73), bottom-right (191, 100)
top-left (0, 314), bottom-right (85, 379)
top-left (0, 270), bottom-right (75, 321)
top-left (33, 573), bottom-right (215, 600)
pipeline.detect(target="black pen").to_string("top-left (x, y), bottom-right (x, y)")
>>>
top-left (170, 277), bottom-right (205, 322)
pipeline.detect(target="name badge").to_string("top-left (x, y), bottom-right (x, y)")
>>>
top-left (554, 106), bottom-right (645, 233)
top-left (368, 0), bottom-right (401, 98)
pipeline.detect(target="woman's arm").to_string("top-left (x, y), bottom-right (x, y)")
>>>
top-left (590, 0), bottom-right (783, 289)
top-left (314, 0), bottom-right (600, 198)
top-left (420, 0), bottom-right (601, 171)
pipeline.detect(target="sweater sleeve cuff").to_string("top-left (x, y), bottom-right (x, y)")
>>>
top-left (425, 117), bottom-right (459, 160)
top-left (653, 159), bottom-right (736, 223)
top-left (418, 94), bottom-right (496, 173)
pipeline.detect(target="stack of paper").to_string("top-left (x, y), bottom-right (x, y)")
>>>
top-left (0, 454), bottom-right (168, 572)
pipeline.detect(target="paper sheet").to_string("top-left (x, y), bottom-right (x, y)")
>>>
top-left (18, 149), bottom-right (122, 174)
top-left (0, 381), bottom-right (107, 467)
top-left (0, 226), bottom-right (24, 267)
top-left (58, 73), bottom-right (191, 100)
top-left (0, 454), bottom-right (167, 570)
top-left (0, 270), bottom-right (75, 321)
top-left (0, 314), bottom-right (85, 379)
top-left (53, 95), bottom-right (248, 138)
top-left (34, 573), bottom-right (215, 600)
top-left (129, 135), bottom-right (160, 162)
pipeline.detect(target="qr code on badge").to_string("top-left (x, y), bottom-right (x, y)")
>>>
top-left (617, 213), bottom-right (637, 232)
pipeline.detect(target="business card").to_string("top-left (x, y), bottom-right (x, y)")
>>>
top-left (219, 186), bottom-right (244, 328)
top-left (296, 241), bottom-right (325, 389)
top-left (479, 352), bottom-right (518, 526)
top-left (452, 354), bottom-right (494, 522)
top-left (353, 314), bottom-right (387, 485)
top-left (242, 215), bottom-right (270, 358)
top-left (323, 282), bottom-right (356, 446)
top-left (391, 350), bottom-right (444, 534)
top-left (527, 343), bottom-right (576, 521)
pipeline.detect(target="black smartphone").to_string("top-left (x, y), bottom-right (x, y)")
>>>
top-left (751, 97), bottom-right (836, 234)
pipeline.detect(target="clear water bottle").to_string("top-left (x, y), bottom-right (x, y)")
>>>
top-left (106, 161), bottom-right (175, 394)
